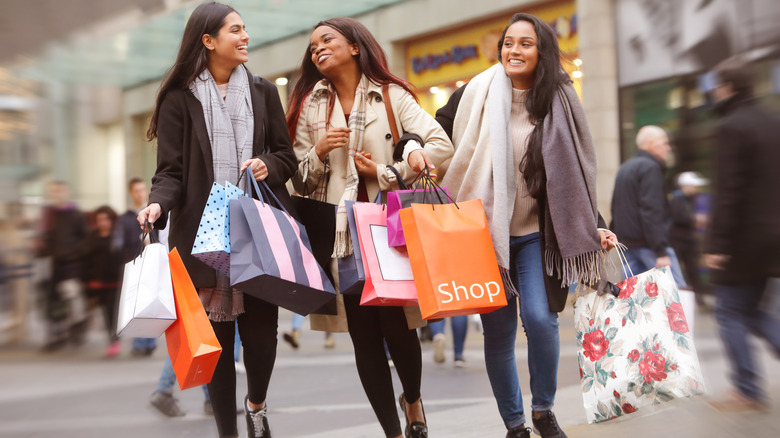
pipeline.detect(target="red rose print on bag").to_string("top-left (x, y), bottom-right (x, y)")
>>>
top-left (628, 349), bottom-right (640, 362)
top-left (583, 330), bottom-right (609, 362)
top-left (617, 277), bottom-right (638, 299)
top-left (639, 351), bottom-right (668, 383)
top-left (666, 302), bottom-right (689, 333)
top-left (645, 282), bottom-right (658, 297)
top-left (622, 403), bottom-right (637, 413)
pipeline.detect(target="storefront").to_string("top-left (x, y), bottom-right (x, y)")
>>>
top-left (404, 0), bottom-right (579, 115)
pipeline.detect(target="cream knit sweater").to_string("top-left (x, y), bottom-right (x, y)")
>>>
top-left (509, 88), bottom-right (540, 236)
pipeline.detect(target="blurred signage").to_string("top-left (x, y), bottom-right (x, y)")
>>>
top-left (616, 0), bottom-right (780, 86)
top-left (405, 0), bottom-right (577, 88)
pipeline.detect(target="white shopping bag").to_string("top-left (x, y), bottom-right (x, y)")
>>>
top-left (117, 242), bottom-right (176, 337)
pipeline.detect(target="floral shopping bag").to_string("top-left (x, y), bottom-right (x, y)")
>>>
top-left (573, 265), bottom-right (705, 423)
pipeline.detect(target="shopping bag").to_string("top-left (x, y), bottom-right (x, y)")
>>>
top-left (116, 239), bottom-right (176, 337)
top-left (191, 182), bottom-right (245, 276)
top-left (230, 178), bottom-right (337, 315)
top-left (573, 263), bottom-right (705, 423)
top-left (337, 200), bottom-right (365, 295)
top-left (288, 193), bottom-right (338, 326)
top-left (353, 201), bottom-right (418, 306)
top-left (386, 181), bottom-right (450, 247)
top-left (400, 199), bottom-right (506, 318)
top-left (165, 248), bottom-right (222, 390)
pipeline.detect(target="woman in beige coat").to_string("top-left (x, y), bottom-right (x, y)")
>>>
top-left (286, 17), bottom-right (453, 438)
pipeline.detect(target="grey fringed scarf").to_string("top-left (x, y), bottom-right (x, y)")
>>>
top-left (189, 65), bottom-right (254, 321)
top-left (442, 64), bottom-right (606, 292)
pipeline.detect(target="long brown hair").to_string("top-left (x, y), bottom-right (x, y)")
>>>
top-left (286, 17), bottom-right (417, 141)
top-left (146, 2), bottom-right (236, 141)
top-left (498, 13), bottom-right (570, 199)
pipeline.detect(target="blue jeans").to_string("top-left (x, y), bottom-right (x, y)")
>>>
top-left (623, 246), bottom-right (688, 288)
top-left (157, 355), bottom-right (209, 400)
top-left (133, 337), bottom-right (157, 351)
top-left (429, 316), bottom-right (468, 359)
top-left (715, 279), bottom-right (780, 402)
top-left (480, 233), bottom-right (559, 429)
top-left (291, 313), bottom-right (305, 331)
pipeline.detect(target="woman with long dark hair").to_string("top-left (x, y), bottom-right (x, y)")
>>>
top-left (137, 2), bottom-right (296, 437)
top-left (82, 205), bottom-right (122, 357)
top-left (287, 17), bottom-right (453, 438)
top-left (435, 13), bottom-right (617, 438)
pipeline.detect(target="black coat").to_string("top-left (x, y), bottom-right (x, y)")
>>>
top-left (707, 92), bottom-right (780, 283)
top-left (610, 150), bottom-right (669, 257)
top-left (435, 84), bottom-right (606, 313)
top-left (148, 72), bottom-right (297, 289)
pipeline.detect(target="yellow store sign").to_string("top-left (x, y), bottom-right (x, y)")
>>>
top-left (405, 0), bottom-right (578, 89)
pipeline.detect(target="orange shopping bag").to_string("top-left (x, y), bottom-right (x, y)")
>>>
top-left (165, 248), bottom-right (222, 390)
top-left (400, 199), bottom-right (508, 319)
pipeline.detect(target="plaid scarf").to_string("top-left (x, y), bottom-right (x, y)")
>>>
top-left (303, 75), bottom-right (370, 257)
top-left (189, 65), bottom-right (254, 321)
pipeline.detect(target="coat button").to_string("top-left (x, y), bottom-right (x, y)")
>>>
top-left (385, 133), bottom-right (392, 140)
top-left (375, 96), bottom-right (382, 102)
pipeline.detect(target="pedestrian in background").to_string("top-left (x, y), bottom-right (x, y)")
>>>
top-left (36, 181), bottom-right (89, 351)
top-left (81, 205), bottom-right (122, 358)
top-left (287, 16), bottom-right (453, 438)
top-left (610, 125), bottom-right (688, 288)
top-left (116, 177), bottom-right (158, 356)
top-left (137, 2), bottom-right (298, 437)
top-left (429, 316), bottom-right (468, 367)
top-left (704, 55), bottom-right (780, 412)
top-left (435, 13), bottom-right (616, 438)
top-left (669, 171), bottom-right (710, 305)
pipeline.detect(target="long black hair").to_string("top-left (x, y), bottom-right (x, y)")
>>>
top-left (498, 13), bottom-right (570, 198)
top-left (286, 17), bottom-right (417, 141)
top-left (147, 2), bottom-right (236, 140)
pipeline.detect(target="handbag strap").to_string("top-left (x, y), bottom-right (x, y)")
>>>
top-left (382, 84), bottom-right (400, 144)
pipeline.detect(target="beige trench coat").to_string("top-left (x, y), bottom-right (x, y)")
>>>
top-left (292, 80), bottom-right (454, 332)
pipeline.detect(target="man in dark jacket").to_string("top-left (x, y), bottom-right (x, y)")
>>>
top-left (705, 56), bottom-right (780, 412)
top-left (610, 125), bottom-right (687, 287)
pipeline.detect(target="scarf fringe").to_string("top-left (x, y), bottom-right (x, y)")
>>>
top-left (544, 249), bottom-right (609, 288)
top-left (332, 230), bottom-right (354, 258)
top-left (500, 266), bottom-right (519, 298)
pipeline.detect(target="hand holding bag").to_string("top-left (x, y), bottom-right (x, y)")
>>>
top-left (165, 248), bottom-right (222, 390)
top-left (116, 227), bottom-right (176, 337)
top-left (191, 181), bottom-right (246, 276)
top-left (386, 169), bottom-right (450, 247)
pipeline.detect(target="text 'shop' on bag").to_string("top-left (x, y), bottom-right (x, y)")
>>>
top-left (191, 181), bottom-right (245, 276)
top-left (229, 176), bottom-right (336, 316)
top-left (353, 200), bottom-right (418, 306)
top-left (166, 248), bottom-right (222, 390)
top-left (337, 200), bottom-right (366, 295)
top-left (116, 232), bottom-right (176, 338)
top-left (400, 198), bottom-right (507, 319)
top-left (386, 172), bottom-right (450, 248)
top-left (573, 258), bottom-right (705, 424)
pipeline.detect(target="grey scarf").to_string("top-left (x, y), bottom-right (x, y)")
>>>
top-left (189, 65), bottom-right (254, 321)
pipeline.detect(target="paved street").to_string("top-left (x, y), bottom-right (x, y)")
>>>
top-left (1, 303), bottom-right (779, 437)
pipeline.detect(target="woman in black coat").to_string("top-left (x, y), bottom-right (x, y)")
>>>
top-left (137, 3), bottom-right (295, 437)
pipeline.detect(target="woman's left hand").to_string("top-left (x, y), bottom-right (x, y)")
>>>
top-left (242, 158), bottom-right (268, 181)
top-left (355, 152), bottom-right (377, 178)
top-left (598, 228), bottom-right (618, 250)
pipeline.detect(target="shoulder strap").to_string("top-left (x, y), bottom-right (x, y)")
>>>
top-left (382, 84), bottom-right (400, 144)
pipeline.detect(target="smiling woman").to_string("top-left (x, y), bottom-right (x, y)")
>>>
top-left (137, 2), bottom-right (298, 438)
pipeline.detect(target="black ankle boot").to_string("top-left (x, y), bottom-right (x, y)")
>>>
top-left (398, 393), bottom-right (427, 438)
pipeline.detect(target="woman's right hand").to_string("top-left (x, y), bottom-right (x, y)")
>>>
top-left (137, 203), bottom-right (162, 231)
top-left (315, 127), bottom-right (352, 161)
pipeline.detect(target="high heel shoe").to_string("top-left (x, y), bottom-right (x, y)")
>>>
top-left (398, 393), bottom-right (428, 438)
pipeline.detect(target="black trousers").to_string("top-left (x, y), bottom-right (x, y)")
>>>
top-left (343, 295), bottom-right (422, 437)
top-left (207, 294), bottom-right (278, 437)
